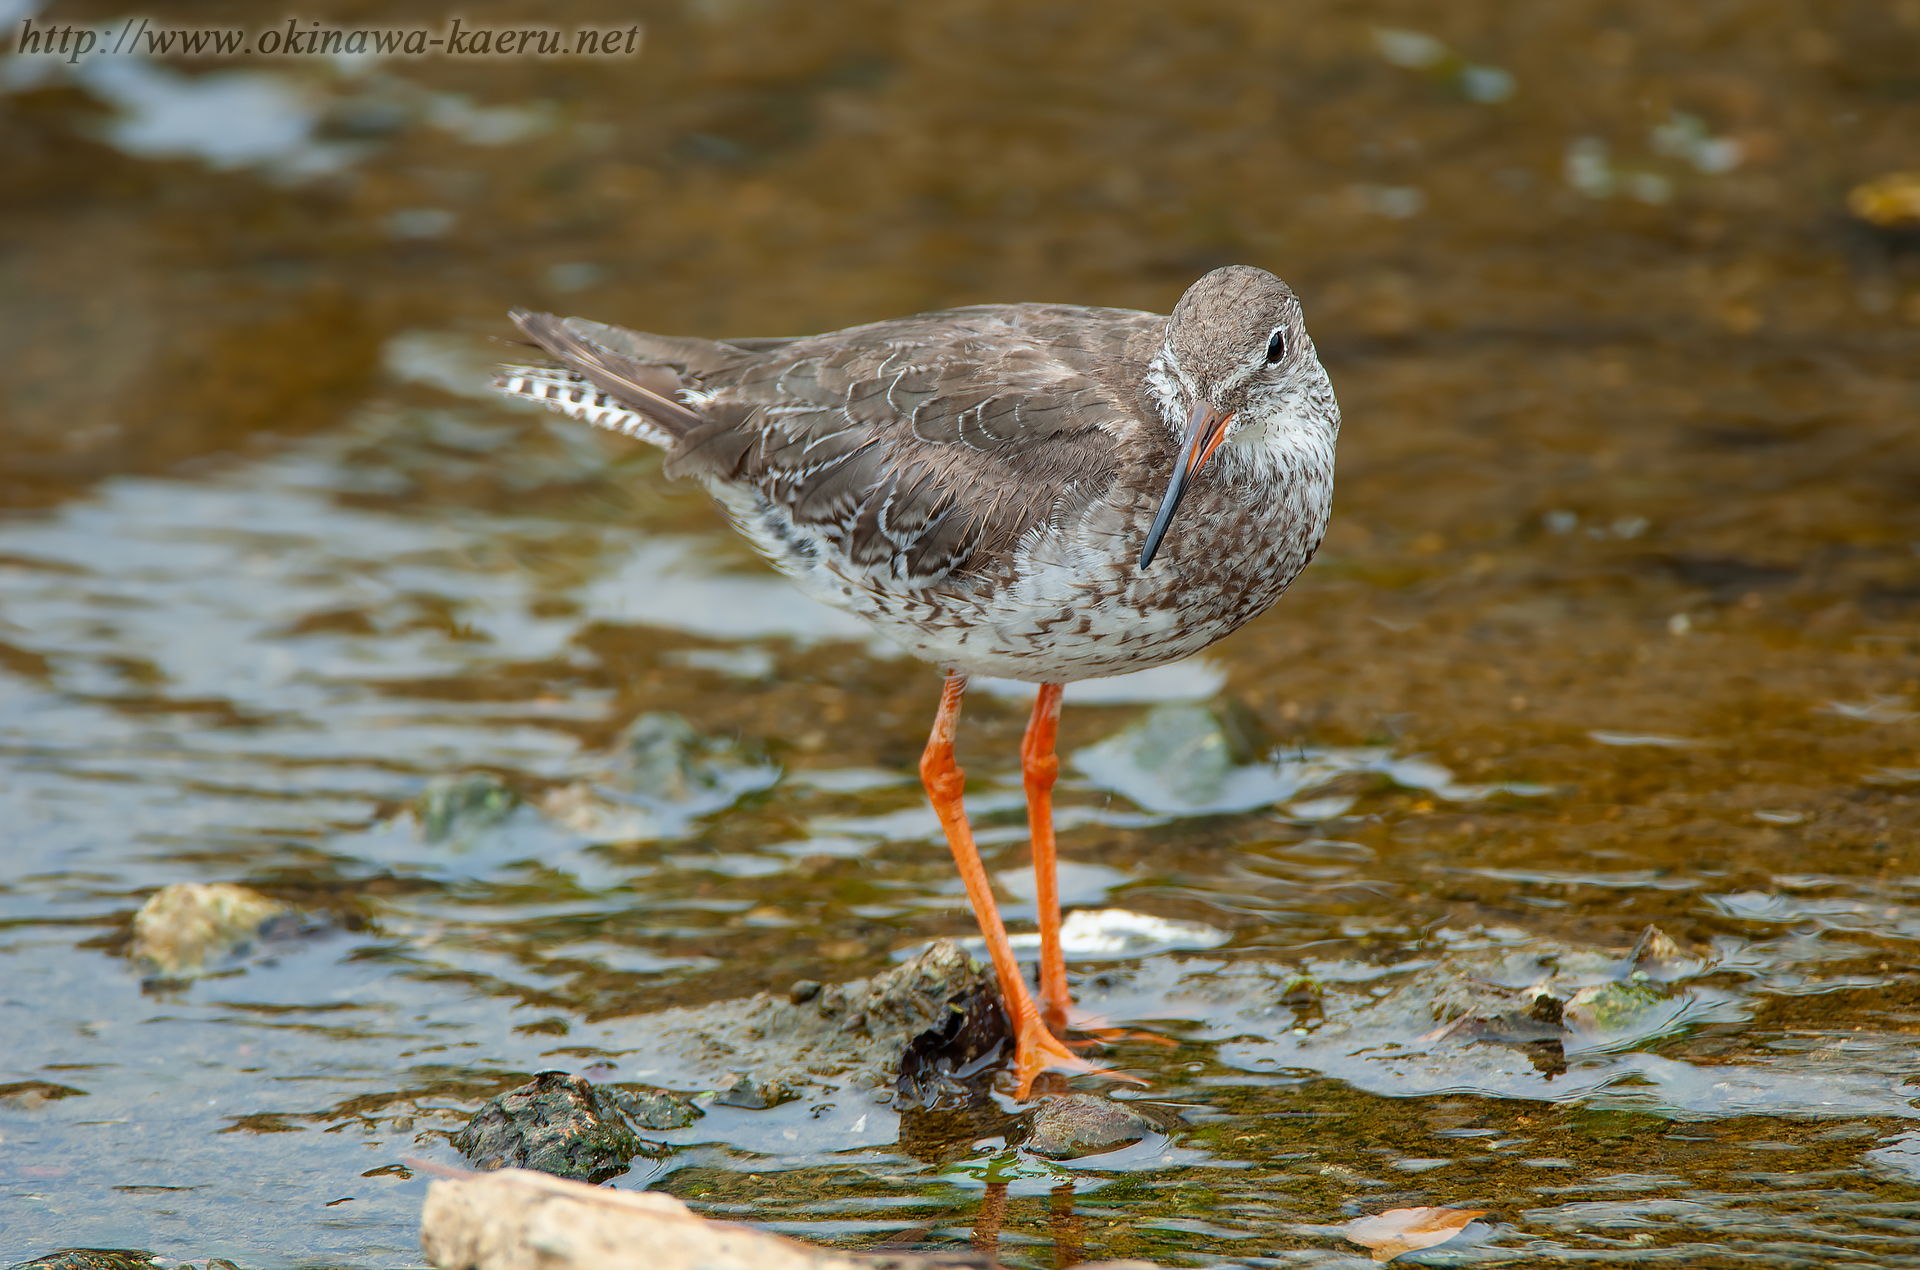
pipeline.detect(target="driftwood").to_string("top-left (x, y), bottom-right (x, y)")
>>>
top-left (419, 1166), bottom-right (1154, 1270)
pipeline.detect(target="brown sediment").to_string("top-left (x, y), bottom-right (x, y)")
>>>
top-left (3, 1), bottom-right (1920, 1266)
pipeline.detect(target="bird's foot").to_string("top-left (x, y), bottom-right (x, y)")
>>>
top-left (1008, 1008), bottom-right (1144, 1101)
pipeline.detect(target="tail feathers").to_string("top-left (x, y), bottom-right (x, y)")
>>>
top-left (507, 309), bottom-right (706, 439)
top-left (559, 317), bottom-right (774, 373)
top-left (493, 365), bottom-right (680, 449)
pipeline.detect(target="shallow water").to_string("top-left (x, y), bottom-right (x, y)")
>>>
top-left (4, 1), bottom-right (1920, 1266)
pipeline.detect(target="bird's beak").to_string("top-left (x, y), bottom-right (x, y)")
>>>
top-left (1138, 398), bottom-right (1234, 570)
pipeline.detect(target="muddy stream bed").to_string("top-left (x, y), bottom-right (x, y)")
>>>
top-left (4, 1), bottom-right (1920, 1266)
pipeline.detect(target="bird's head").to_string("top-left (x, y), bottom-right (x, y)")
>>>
top-left (1139, 265), bottom-right (1320, 570)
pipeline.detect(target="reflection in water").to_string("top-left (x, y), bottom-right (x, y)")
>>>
top-left (4, 0), bottom-right (1920, 1265)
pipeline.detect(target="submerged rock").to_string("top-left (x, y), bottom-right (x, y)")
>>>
top-left (610, 713), bottom-right (742, 801)
top-left (452, 1071), bottom-right (684, 1184)
top-left (1076, 704), bottom-right (1251, 811)
top-left (1415, 981), bottom-right (1570, 1076)
top-left (5, 1254), bottom-right (165, 1270)
top-left (129, 882), bottom-right (307, 980)
top-left (1074, 704), bottom-right (1545, 816)
top-left (1369, 924), bottom-right (1706, 1071)
top-left (612, 1085), bottom-right (703, 1130)
top-left (1562, 980), bottom-right (1667, 1032)
top-left (709, 1074), bottom-right (792, 1110)
top-left (1416, 982), bottom-right (1565, 1045)
top-left (417, 772), bottom-right (519, 842)
top-left (1625, 923), bottom-right (1705, 980)
top-left (1023, 1094), bottom-right (1154, 1160)
top-left (540, 712), bottom-right (778, 842)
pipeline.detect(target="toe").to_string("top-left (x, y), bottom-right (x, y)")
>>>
top-left (1009, 1015), bottom-right (1144, 1100)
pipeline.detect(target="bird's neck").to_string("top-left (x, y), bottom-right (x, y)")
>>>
top-left (1141, 347), bottom-right (1190, 443)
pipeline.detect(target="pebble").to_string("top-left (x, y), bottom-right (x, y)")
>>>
top-left (416, 772), bottom-right (518, 842)
top-left (129, 882), bottom-right (297, 980)
top-left (1023, 1094), bottom-right (1153, 1160)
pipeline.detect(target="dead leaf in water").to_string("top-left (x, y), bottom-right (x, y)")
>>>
top-left (1345, 1206), bottom-right (1487, 1262)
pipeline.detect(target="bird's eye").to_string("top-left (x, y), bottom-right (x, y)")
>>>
top-left (1265, 327), bottom-right (1286, 363)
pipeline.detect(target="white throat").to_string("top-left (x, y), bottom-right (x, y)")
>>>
top-left (1142, 347), bottom-right (1340, 487)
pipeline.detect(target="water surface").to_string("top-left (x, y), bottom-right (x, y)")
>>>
top-left (4, 1), bottom-right (1920, 1265)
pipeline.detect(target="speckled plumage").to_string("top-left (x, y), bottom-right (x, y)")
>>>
top-left (494, 265), bottom-right (1339, 683)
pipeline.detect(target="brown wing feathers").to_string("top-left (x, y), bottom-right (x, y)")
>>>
top-left (507, 304), bottom-right (1160, 584)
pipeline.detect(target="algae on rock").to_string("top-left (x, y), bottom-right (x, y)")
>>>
top-left (452, 1071), bottom-right (671, 1184)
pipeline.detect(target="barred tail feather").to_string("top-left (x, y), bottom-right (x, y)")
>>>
top-left (509, 308), bottom-right (707, 437)
top-left (492, 366), bottom-right (680, 450)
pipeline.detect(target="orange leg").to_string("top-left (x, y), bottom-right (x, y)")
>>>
top-left (921, 673), bottom-right (1112, 1099)
top-left (1021, 684), bottom-right (1166, 1050)
top-left (1022, 683), bottom-right (1071, 1032)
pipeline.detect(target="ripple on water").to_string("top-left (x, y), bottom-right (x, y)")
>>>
top-left (3, 279), bottom-right (1919, 1270)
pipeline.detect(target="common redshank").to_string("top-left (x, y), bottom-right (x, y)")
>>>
top-left (494, 266), bottom-right (1340, 1096)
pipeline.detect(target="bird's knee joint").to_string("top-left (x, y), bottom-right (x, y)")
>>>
top-left (920, 751), bottom-right (966, 801)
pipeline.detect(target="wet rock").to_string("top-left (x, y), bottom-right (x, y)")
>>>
top-left (710, 1074), bottom-right (790, 1109)
top-left (611, 1085), bottom-right (702, 1131)
top-left (1561, 980), bottom-right (1666, 1033)
top-left (421, 1166), bottom-right (1028, 1270)
top-left (1416, 984), bottom-right (1564, 1046)
top-left (129, 882), bottom-right (307, 980)
top-left (1417, 988), bottom-right (1569, 1077)
top-left (896, 978), bottom-right (1010, 1111)
top-left (455, 946), bottom-right (997, 1181)
top-left (1627, 923), bottom-right (1703, 980)
top-left (1363, 926), bottom-right (1704, 1071)
top-left (1022, 1094), bottom-right (1153, 1160)
top-left (630, 940), bottom-right (996, 1099)
top-left (1079, 704), bottom-right (1246, 810)
top-left (611, 713), bottom-right (740, 801)
top-left (452, 1071), bottom-right (654, 1184)
top-left (1279, 973), bottom-right (1324, 1007)
top-left (540, 712), bottom-right (778, 842)
top-left (1075, 706), bottom-right (1545, 816)
top-left (5, 1254), bottom-right (163, 1270)
top-left (418, 772), bottom-right (518, 842)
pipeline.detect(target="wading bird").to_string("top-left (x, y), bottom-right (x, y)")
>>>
top-left (495, 266), bottom-right (1339, 1096)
